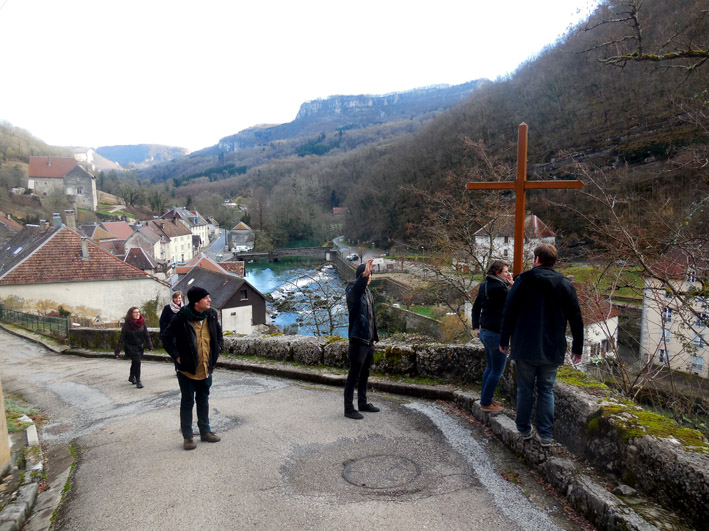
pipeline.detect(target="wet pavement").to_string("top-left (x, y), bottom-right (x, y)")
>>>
top-left (0, 329), bottom-right (589, 530)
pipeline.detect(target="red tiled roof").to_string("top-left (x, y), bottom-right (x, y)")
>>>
top-left (143, 219), bottom-right (192, 238)
top-left (0, 212), bottom-right (22, 232)
top-left (28, 156), bottom-right (78, 178)
top-left (102, 221), bottom-right (134, 240)
top-left (175, 253), bottom-right (229, 275)
top-left (218, 261), bottom-right (245, 277)
top-left (651, 244), bottom-right (709, 280)
top-left (124, 247), bottom-right (156, 270)
top-left (575, 284), bottom-right (620, 324)
top-left (474, 214), bottom-right (556, 239)
top-left (0, 227), bottom-right (154, 284)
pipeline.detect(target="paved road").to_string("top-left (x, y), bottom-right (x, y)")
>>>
top-left (0, 330), bottom-right (585, 530)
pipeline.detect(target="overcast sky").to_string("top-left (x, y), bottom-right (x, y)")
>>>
top-left (0, 0), bottom-right (598, 152)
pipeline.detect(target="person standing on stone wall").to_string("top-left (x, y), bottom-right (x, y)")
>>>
top-left (472, 259), bottom-right (513, 413)
top-left (161, 286), bottom-right (223, 450)
top-left (344, 258), bottom-right (380, 420)
top-left (114, 306), bottom-right (153, 389)
top-left (499, 244), bottom-right (583, 447)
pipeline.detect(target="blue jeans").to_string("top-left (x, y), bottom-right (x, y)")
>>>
top-left (514, 360), bottom-right (558, 440)
top-left (177, 373), bottom-right (212, 439)
top-left (479, 330), bottom-right (507, 406)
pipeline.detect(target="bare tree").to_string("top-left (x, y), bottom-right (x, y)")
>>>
top-left (581, 0), bottom-right (708, 71)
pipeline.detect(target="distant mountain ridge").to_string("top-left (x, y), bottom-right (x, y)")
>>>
top-left (216, 80), bottom-right (490, 152)
top-left (95, 144), bottom-right (189, 169)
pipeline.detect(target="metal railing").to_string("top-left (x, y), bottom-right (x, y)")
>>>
top-left (0, 307), bottom-right (69, 339)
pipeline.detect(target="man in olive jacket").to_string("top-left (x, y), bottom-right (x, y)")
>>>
top-left (499, 244), bottom-right (583, 446)
top-left (162, 286), bottom-right (224, 450)
top-left (344, 258), bottom-right (380, 419)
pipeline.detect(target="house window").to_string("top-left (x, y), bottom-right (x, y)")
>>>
top-left (662, 307), bottom-right (672, 322)
top-left (77, 186), bottom-right (83, 194)
top-left (696, 312), bottom-right (708, 328)
top-left (687, 271), bottom-right (696, 283)
top-left (503, 236), bottom-right (509, 244)
top-left (240, 289), bottom-right (248, 301)
top-left (503, 249), bottom-right (508, 257)
top-left (690, 355), bottom-right (704, 372)
top-left (694, 335), bottom-right (706, 348)
top-left (661, 329), bottom-right (671, 345)
top-left (659, 349), bottom-right (666, 363)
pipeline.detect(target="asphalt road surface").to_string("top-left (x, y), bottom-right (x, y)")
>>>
top-left (0, 330), bottom-right (587, 530)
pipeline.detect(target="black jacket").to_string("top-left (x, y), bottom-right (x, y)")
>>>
top-left (471, 275), bottom-right (510, 333)
top-left (159, 304), bottom-right (179, 333)
top-left (346, 274), bottom-right (379, 344)
top-left (114, 323), bottom-right (152, 359)
top-left (161, 307), bottom-right (223, 375)
top-left (499, 265), bottom-right (583, 366)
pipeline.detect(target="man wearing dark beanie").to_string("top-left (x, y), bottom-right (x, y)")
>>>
top-left (344, 258), bottom-right (380, 419)
top-left (161, 285), bottom-right (224, 450)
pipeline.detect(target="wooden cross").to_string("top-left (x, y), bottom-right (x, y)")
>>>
top-left (466, 123), bottom-right (583, 275)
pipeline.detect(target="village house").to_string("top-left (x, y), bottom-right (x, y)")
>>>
top-left (161, 207), bottom-right (209, 253)
top-left (229, 221), bottom-right (254, 251)
top-left (27, 156), bottom-right (98, 211)
top-left (139, 219), bottom-right (194, 266)
top-left (173, 267), bottom-right (267, 334)
top-left (0, 223), bottom-right (169, 323)
top-left (575, 285), bottom-right (620, 366)
top-left (474, 214), bottom-right (555, 270)
top-left (640, 247), bottom-right (708, 379)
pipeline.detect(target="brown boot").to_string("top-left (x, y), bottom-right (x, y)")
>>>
top-left (183, 438), bottom-right (196, 450)
top-left (200, 432), bottom-right (221, 443)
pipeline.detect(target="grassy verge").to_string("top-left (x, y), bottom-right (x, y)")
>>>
top-left (4, 395), bottom-right (43, 432)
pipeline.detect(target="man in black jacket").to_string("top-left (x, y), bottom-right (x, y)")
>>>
top-left (344, 258), bottom-right (379, 419)
top-left (161, 286), bottom-right (224, 450)
top-left (499, 244), bottom-right (583, 446)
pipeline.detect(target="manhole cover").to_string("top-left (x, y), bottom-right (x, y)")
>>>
top-left (342, 455), bottom-right (421, 489)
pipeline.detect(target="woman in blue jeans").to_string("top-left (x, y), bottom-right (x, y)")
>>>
top-left (472, 260), bottom-right (513, 412)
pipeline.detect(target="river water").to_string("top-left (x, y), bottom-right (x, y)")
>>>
top-left (243, 258), bottom-right (348, 337)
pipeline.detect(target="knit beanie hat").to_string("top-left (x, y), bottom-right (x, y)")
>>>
top-left (355, 264), bottom-right (366, 278)
top-left (187, 286), bottom-right (210, 305)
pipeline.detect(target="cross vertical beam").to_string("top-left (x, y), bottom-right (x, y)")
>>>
top-left (466, 123), bottom-right (583, 275)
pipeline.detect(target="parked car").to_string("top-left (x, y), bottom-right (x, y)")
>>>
top-left (346, 253), bottom-right (359, 261)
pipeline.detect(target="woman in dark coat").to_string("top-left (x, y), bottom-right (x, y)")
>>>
top-left (472, 260), bottom-right (513, 412)
top-left (160, 291), bottom-right (183, 334)
top-left (114, 306), bottom-right (153, 389)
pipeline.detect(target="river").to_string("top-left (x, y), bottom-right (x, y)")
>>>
top-left (243, 258), bottom-right (348, 337)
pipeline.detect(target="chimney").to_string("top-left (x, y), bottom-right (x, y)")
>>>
top-left (52, 213), bottom-right (62, 228)
top-left (40, 219), bottom-right (48, 231)
top-left (81, 237), bottom-right (90, 260)
top-left (64, 209), bottom-right (77, 230)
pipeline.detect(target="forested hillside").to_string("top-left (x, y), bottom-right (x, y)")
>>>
top-left (130, 0), bottom-right (706, 254)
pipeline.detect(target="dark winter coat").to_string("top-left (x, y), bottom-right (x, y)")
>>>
top-left (114, 323), bottom-right (153, 359)
top-left (499, 265), bottom-right (584, 366)
top-left (346, 274), bottom-right (379, 344)
top-left (161, 308), bottom-right (223, 376)
top-left (471, 275), bottom-right (510, 333)
top-left (159, 304), bottom-right (179, 333)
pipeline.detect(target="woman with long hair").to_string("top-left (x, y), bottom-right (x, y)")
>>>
top-left (114, 306), bottom-right (153, 389)
top-left (472, 260), bottom-right (513, 412)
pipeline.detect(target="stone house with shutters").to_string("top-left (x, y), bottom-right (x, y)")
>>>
top-left (27, 156), bottom-right (98, 211)
top-left (139, 219), bottom-right (194, 266)
top-left (161, 207), bottom-right (210, 252)
top-left (640, 246), bottom-right (709, 379)
top-left (0, 224), bottom-right (169, 323)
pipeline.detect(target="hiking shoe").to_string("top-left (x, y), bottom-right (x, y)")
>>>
top-left (183, 438), bottom-right (196, 451)
top-left (344, 410), bottom-right (364, 420)
top-left (136, 380), bottom-right (144, 389)
top-left (359, 404), bottom-right (380, 413)
top-left (519, 430), bottom-right (534, 441)
top-left (480, 404), bottom-right (504, 413)
top-left (492, 400), bottom-right (502, 407)
top-left (129, 375), bottom-right (136, 384)
top-left (534, 432), bottom-right (553, 447)
top-left (200, 432), bottom-right (221, 443)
